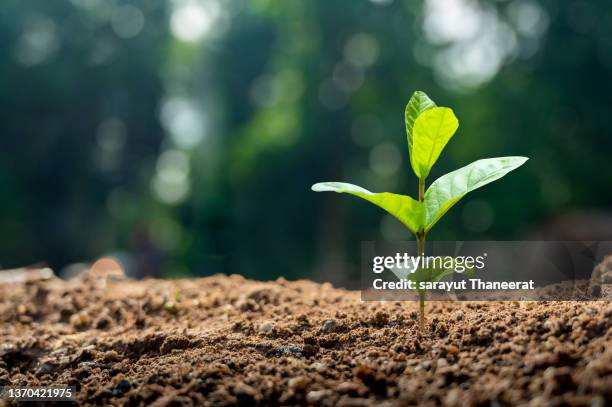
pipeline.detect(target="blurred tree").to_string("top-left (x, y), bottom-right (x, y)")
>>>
top-left (0, 0), bottom-right (169, 270)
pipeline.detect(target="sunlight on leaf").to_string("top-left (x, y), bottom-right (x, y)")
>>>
top-left (424, 156), bottom-right (528, 232)
top-left (411, 107), bottom-right (459, 180)
top-left (405, 91), bottom-right (436, 163)
top-left (312, 182), bottom-right (425, 234)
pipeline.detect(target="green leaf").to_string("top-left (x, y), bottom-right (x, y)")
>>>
top-left (424, 156), bottom-right (529, 232)
top-left (312, 182), bottom-right (424, 234)
top-left (405, 91), bottom-right (436, 161)
top-left (411, 107), bottom-right (459, 179)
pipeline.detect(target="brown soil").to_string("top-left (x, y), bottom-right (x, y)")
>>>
top-left (0, 269), bottom-right (611, 407)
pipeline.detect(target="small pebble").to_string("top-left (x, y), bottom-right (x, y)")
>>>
top-left (520, 301), bottom-right (536, 310)
top-left (306, 390), bottom-right (330, 404)
top-left (336, 381), bottom-right (360, 394)
top-left (445, 388), bottom-right (462, 406)
top-left (233, 382), bottom-right (256, 397)
top-left (112, 380), bottom-right (131, 397)
top-left (310, 362), bottom-right (326, 372)
top-left (274, 346), bottom-right (303, 357)
top-left (70, 311), bottom-right (91, 329)
top-left (288, 376), bottom-right (309, 390)
top-left (321, 319), bottom-right (336, 333)
top-left (259, 321), bottom-right (274, 334)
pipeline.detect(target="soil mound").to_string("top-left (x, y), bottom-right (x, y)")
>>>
top-left (1, 272), bottom-right (611, 406)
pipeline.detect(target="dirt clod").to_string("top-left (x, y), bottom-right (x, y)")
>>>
top-left (159, 335), bottom-right (191, 354)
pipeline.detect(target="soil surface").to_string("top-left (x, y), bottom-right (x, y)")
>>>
top-left (0, 267), bottom-right (611, 407)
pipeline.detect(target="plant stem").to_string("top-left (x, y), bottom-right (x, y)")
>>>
top-left (418, 291), bottom-right (425, 329)
top-left (417, 178), bottom-right (426, 330)
top-left (417, 235), bottom-right (426, 330)
top-left (418, 178), bottom-right (425, 202)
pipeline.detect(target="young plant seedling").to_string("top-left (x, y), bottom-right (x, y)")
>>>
top-left (312, 91), bottom-right (528, 329)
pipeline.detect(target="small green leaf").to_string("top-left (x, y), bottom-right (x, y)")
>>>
top-left (312, 182), bottom-right (424, 234)
top-left (405, 91), bottom-right (436, 161)
top-left (424, 156), bottom-right (528, 232)
top-left (411, 107), bottom-right (459, 179)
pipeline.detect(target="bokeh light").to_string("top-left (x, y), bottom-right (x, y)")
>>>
top-left (170, 0), bottom-right (220, 42)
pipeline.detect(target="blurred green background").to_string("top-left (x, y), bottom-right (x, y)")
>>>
top-left (1, 0), bottom-right (611, 284)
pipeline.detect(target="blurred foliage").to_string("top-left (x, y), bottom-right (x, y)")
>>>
top-left (0, 0), bottom-right (611, 283)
